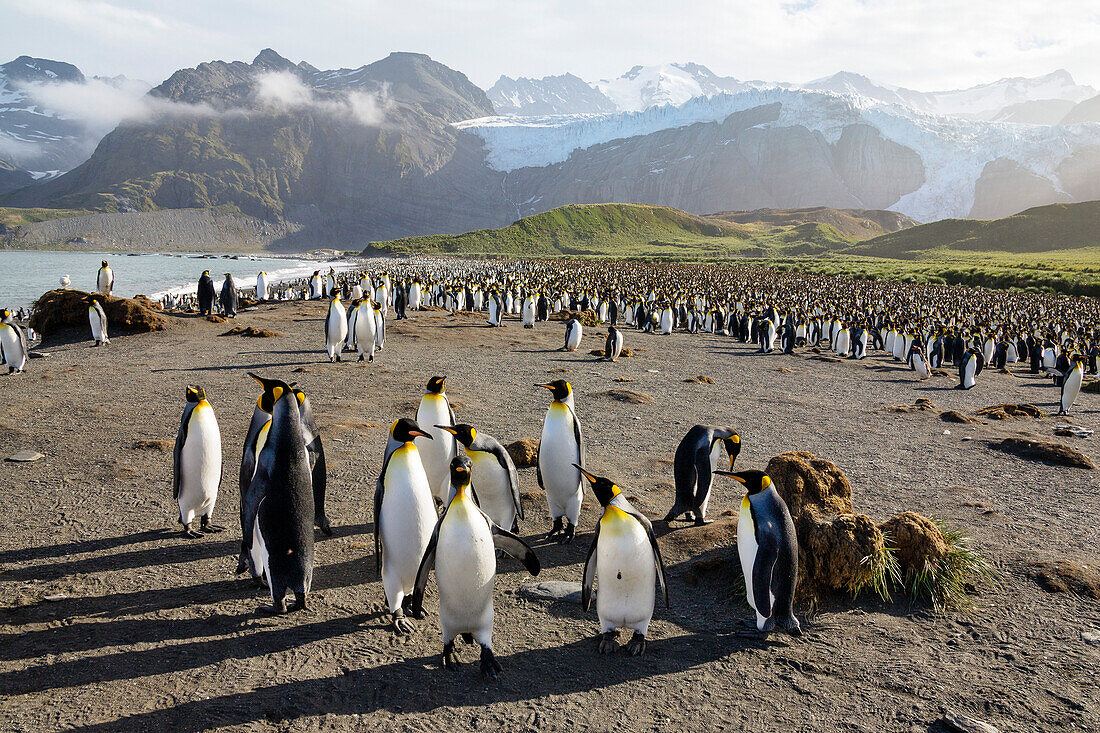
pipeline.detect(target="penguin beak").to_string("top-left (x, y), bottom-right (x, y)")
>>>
top-left (436, 425), bottom-right (458, 435)
top-left (715, 471), bottom-right (746, 483)
top-left (409, 430), bottom-right (433, 440)
top-left (574, 464), bottom-right (597, 483)
top-left (728, 455), bottom-right (737, 471)
top-left (536, 383), bottom-right (554, 390)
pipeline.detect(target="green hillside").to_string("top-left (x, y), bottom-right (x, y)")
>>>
top-left (367, 203), bottom-right (860, 258)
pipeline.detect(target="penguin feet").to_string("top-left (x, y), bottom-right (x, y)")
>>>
top-left (480, 645), bottom-right (502, 679)
top-left (778, 616), bottom-right (802, 637)
top-left (317, 516), bottom-right (334, 536)
top-left (441, 640), bottom-right (461, 668)
top-left (545, 517), bottom-right (565, 542)
top-left (598, 630), bottom-right (619, 654)
top-left (182, 526), bottom-right (203, 539)
top-left (200, 521), bottom-right (225, 534)
top-left (290, 593), bottom-right (308, 612)
top-left (402, 597), bottom-right (425, 620)
top-left (335, 355), bottom-right (342, 363)
top-left (625, 632), bottom-right (647, 657)
top-left (692, 515), bottom-right (711, 527)
top-left (260, 598), bottom-right (288, 615)
top-left (358, 354), bottom-right (364, 362)
top-left (559, 523), bottom-right (575, 545)
top-left (392, 610), bottom-right (415, 634)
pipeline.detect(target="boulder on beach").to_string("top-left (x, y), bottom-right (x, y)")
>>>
top-left (29, 289), bottom-right (166, 341)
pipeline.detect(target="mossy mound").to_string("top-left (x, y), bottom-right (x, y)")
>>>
top-left (506, 438), bottom-right (539, 468)
top-left (549, 309), bottom-right (598, 327)
top-left (30, 289), bottom-right (166, 340)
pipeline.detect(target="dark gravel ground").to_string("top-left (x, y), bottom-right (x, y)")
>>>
top-left (1, 301), bottom-right (1098, 732)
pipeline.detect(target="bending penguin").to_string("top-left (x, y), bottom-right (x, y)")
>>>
top-left (537, 379), bottom-right (585, 543)
top-left (664, 425), bottom-right (740, 525)
top-left (578, 466), bottom-right (668, 656)
top-left (173, 386), bottom-right (223, 538)
top-left (375, 418), bottom-right (437, 633)
top-left (437, 423), bottom-right (523, 531)
top-left (411, 456), bottom-right (541, 678)
top-left (248, 378), bottom-right (315, 613)
top-left (715, 469), bottom-right (801, 637)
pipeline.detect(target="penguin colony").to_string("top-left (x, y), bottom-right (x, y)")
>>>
top-left (5, 256), bottom-right (1098, 678)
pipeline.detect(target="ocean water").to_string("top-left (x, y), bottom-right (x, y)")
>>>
top-left (0, 251), bottom-right (360, 310)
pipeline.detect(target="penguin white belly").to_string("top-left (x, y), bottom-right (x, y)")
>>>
top-left (435, 499), bottom-right (496, 642)
top-left (737, 498), bottom-right (773, 628)
top-left (914, 354), bottom-right (931, 379)
top-left (488, 300), bottom-right (500, 325)
top-left (415, 395), bottom-right (457, 503)
top-left (522, 301), bottom-right (535, 327)
top-left (178, 404), bottom-right (222, 525)
top-left (88, 308), bottom-right (105, 342)
top-left (539, 405), bottom-right (583, 523)
top-left (326, 305), bottom-right (347, 357)
top-left (596, 511), bottom-right (655, 634)
top-left (612, 332), bottom-right (623, 359)
top-left (835, 331), bottom-right (850, 356)
top-left (963, 359), bottom-right (977, 389)
top-left (0, 325), bottom-right (24, 369)
top-left (660, 310), bottom-right (673, 334)
top-left (354, 306), bottom-right (377, 358)
top-left (410, 285), bottom-right (422, 310)
top-left (470, 451), bottom-right (515, 530)
top-left (566, 324), bottom-right (582, 350)
top-left (373, 310), bottom-right (385, 348)
top-left (1062, 369), bottom-right (1083, 412)
top-left (380, 446), bottom-right (436, 611)
top-left (257, 275), bottom-right (268, 300)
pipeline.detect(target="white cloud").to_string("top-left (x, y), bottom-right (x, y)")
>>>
top-left (254, 71), bottom-right (391, 126)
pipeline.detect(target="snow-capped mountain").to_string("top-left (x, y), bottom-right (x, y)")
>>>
top-left (802, 72), bottom-right (934, 111)
top-left (924, 69), bottom-right (1095, 119)
top-left (0, 55), bottom-right (149, 186)
top-left (488, 73), bottom-right (617, 115)
top-left (595, 63), bottom-right (754, 113)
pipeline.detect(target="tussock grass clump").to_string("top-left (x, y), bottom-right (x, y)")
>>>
top-left (896, 518), bottom-right (993, 613)
top-left (850, 535), bottom-right (902, 602)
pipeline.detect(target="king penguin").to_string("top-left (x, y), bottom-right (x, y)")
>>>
top-left (97, 259), bottom-right (114, 295)
top-left (0, 309), bottom-right (29, 374)
top-left (249, 379), bottom-right (315, 613)
top-left (716, 469), bottom-right (801, 636)
top-left (664, 425), bottom-right (740, 525)
top-left (1059, 355), bottom-right (1085, 415)
top-left (354, 299), bottom-right (378, 362)
top-left (563, 318), bottom-right (583, 351)
top-left (411, 456), bottom-right (540, 678)
top-left (197, 270), bottom-right (215, 315)
top-left (437, 423), bottom-right (523, 531)
top-left (324, 293), bottom-right (347, 362)
top-left (87, 296), bottom-right (109, 346)
top-left (957, 347), bottom-right (984, 390)
top-left (173, 386), bottom-right (223, 538)
top-left (415, 376), bottom-right (458, 505)
top-left (578, 466), bottom-right (668, 656)
top-left (375, 418), bottom-right (437, 632)
top-left (604, 325), bottom-right (624, 362)
top-left (537, 379), bottom-right (585, 543)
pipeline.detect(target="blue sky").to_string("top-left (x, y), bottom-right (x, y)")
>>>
top-left (1, 0), bottom-right (1098, 90)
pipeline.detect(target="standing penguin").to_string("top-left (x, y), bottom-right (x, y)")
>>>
top-left (87, 296), bottom-right (110, 346)
top-left (219, 274), bottom-right (238, 317)
top-left (238, 374), bottom-right (279, 577)
top-left (197, 271), bottom-right (216, 315)
top-left (604, 325), bottom-right (624, 362)
top-left (578, 467), bottom-right (668, 656)
top-left (249, 379), bottom-right (315, 613)
top-left (537, 379), bottom-right (585, 543)
top-left (324, 294), bottom-right (347, 362)
top-left (522, 295), bottom-right (536, 328)
top-left (415, 376), bottom-right (458, 505)
top-left (372, 300), bottom-right (386, 352)
top-left (0, 309), bottom-right (29, 374)
top-left (354, 299), bottom-right (378, 362)
top-left (256, 272), bottom-right (269, 301)
top-left (664, 425), bottom-right (740, 525)
top-left (437, 423), bottom-right (523, 531)
top-left (411, 456), bottom-right (541, 678)
top-left (957, 348), bottom-right (984, 390)
top-left (290, 384), bottom-right (332, 536)
top-left (563, 317), bottom-right (583, 351)
top-left (1059, 355), bottom-right (1085, 415)
top-left (375, 418), bottom-right (437, 632)
top-left (173, 386), bottom-right (223, 538)
top-left (97, 260), bottom-right (114, 295)
top-left (716, 469), bottom-right (801, 637)
top-left (908, 343), bottom-right (932, 381)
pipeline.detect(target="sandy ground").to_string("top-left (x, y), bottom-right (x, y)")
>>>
top-left (1, 301), bottom-right (1098, 732)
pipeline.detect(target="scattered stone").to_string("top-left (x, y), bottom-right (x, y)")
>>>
top-left (976, 404), bottom-right (1044, 420)
top-left (931, 368), bottom-right (952, 377)
top-left (1054, 425), bottom-right (1093, 438)
top-left (1082, 630), bottom-right (1100, 644)
top-left (887, 398), bottom-right (939, 413)
top-left (961, 436), bottom-right (974, 442)
top-left (595, 389), bottom-right (653, 404)
top-left (613, 377), bottom-right (635, 383)
top-left (588, 349), bottom-right (604, 357)
top-left (44, 594), bottom-right (68, 602)
top-left (943, 710), bottom-right (999, 733)
top-left (810, 354), bottom-right (842, 362)
top-left (1028, 560), bottom-right (1100, 599)
top-left (941, 410), bottom-right (978, 423)
top-left (989, 438), bottom-right (1093, 469)
top-left (519, 580), bottom-right (586, 603)
top-left (1083, 381), bottom-right (1100, 394)
top-left (131, 439), bottom-right (172, 452)
top-left (6, 450), bottom-right (43, 462)
top-left (219, 326), bottom-right (282, 338)
top-left (777, 366), bottom-right (795, 373)
top-left (683, 375), bottom-right (715, 384)
top-left (292, 367), bottom-right (310, 373)
top-left (506, 438), bottom-right (540, 468)
top-left (28, 351), bottom-right (49, 359)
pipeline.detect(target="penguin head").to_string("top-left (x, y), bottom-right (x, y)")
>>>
top-left (721, 434), bottom-right (741, 469)
top-left (436, 423), bottom-right (475, 448)
top-left (0, 309), bottom-right (9, 319)
top-left (248, 372), bottom-right (285, 413)
top-left (391, 418), bottom-right (432, 444)
top-left (537, 379), bottom-right (572, 401)
top-left (426, 376), bottom-right (446, 394)
top-left (575, 465), bottom-right (619, 506)
top-left (716, 469), bottom-right (772, 496)
top-left (185, 385), bottom-right (207, 403)
top-left (202, 270), bottom-right (210, 276)
top-left (449, 455), bottom-right (473, 495)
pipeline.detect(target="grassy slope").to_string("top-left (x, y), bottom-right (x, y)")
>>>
top-left (0, 207), bottom-right (89, 229)
top-left (369, 203), bottom-right (856, 258)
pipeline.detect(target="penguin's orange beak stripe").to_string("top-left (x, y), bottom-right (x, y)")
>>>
top-left (574, 464), bottom-right (597, 483)
top-left (536, 383), bottom-right (554, 390)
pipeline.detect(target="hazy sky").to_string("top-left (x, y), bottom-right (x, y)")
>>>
top-left (2, 0), bottom-right (1098, 91)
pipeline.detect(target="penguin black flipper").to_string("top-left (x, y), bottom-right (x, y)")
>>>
top-left (569, 404), bottom-right (586, 468)
top-left (488, 523), bottom-right (540, 575)
top-left (611, 494), bottom-right (669, 608)
top-left (411, 505), bottom-right (448, 617)
top-left (581, 522), bottom-right (601, 612)
top-left (488, 441), bottom-right (524, 521)
top-left (752, 525), bottom-right (780, 622)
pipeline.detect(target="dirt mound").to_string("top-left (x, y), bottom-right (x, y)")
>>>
top-left (880, 511), bottom-right (948, 574)
top-left (1028, 560), bottom-right (1100, 599)
top-left (989, 438), bottom-right (1093, 469)
top-left (549, 309), bottom-right (598, 327)
top-left (206, 315), bottom-right (227, 324)
top-left (765, 451), bottom-right (853, 521)
top-left (131, 439), bottom-right (172, 452)
top-left (1083, 381), bottom-right (1100, 394)
top-left (661, 511), bottom-right (738, 563)
top-left (506, 439), bottom-right (539, 468)
top-left (219, 326), bottom-right (281, 338)
top-left (30, 289), bottom-right (166, 339)
top-left (798, 513), bottom-right (885, 602)
top-left (977, 404), bottom-right (1044, 419)
top-left (941, 410), bottom-right (979, 423)
top-left (683, 375), bottom-right (715, 384)
top-left (595, 389), bottom-right (653, 404)
top-left (887, 398), bottom-right (939, 413)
